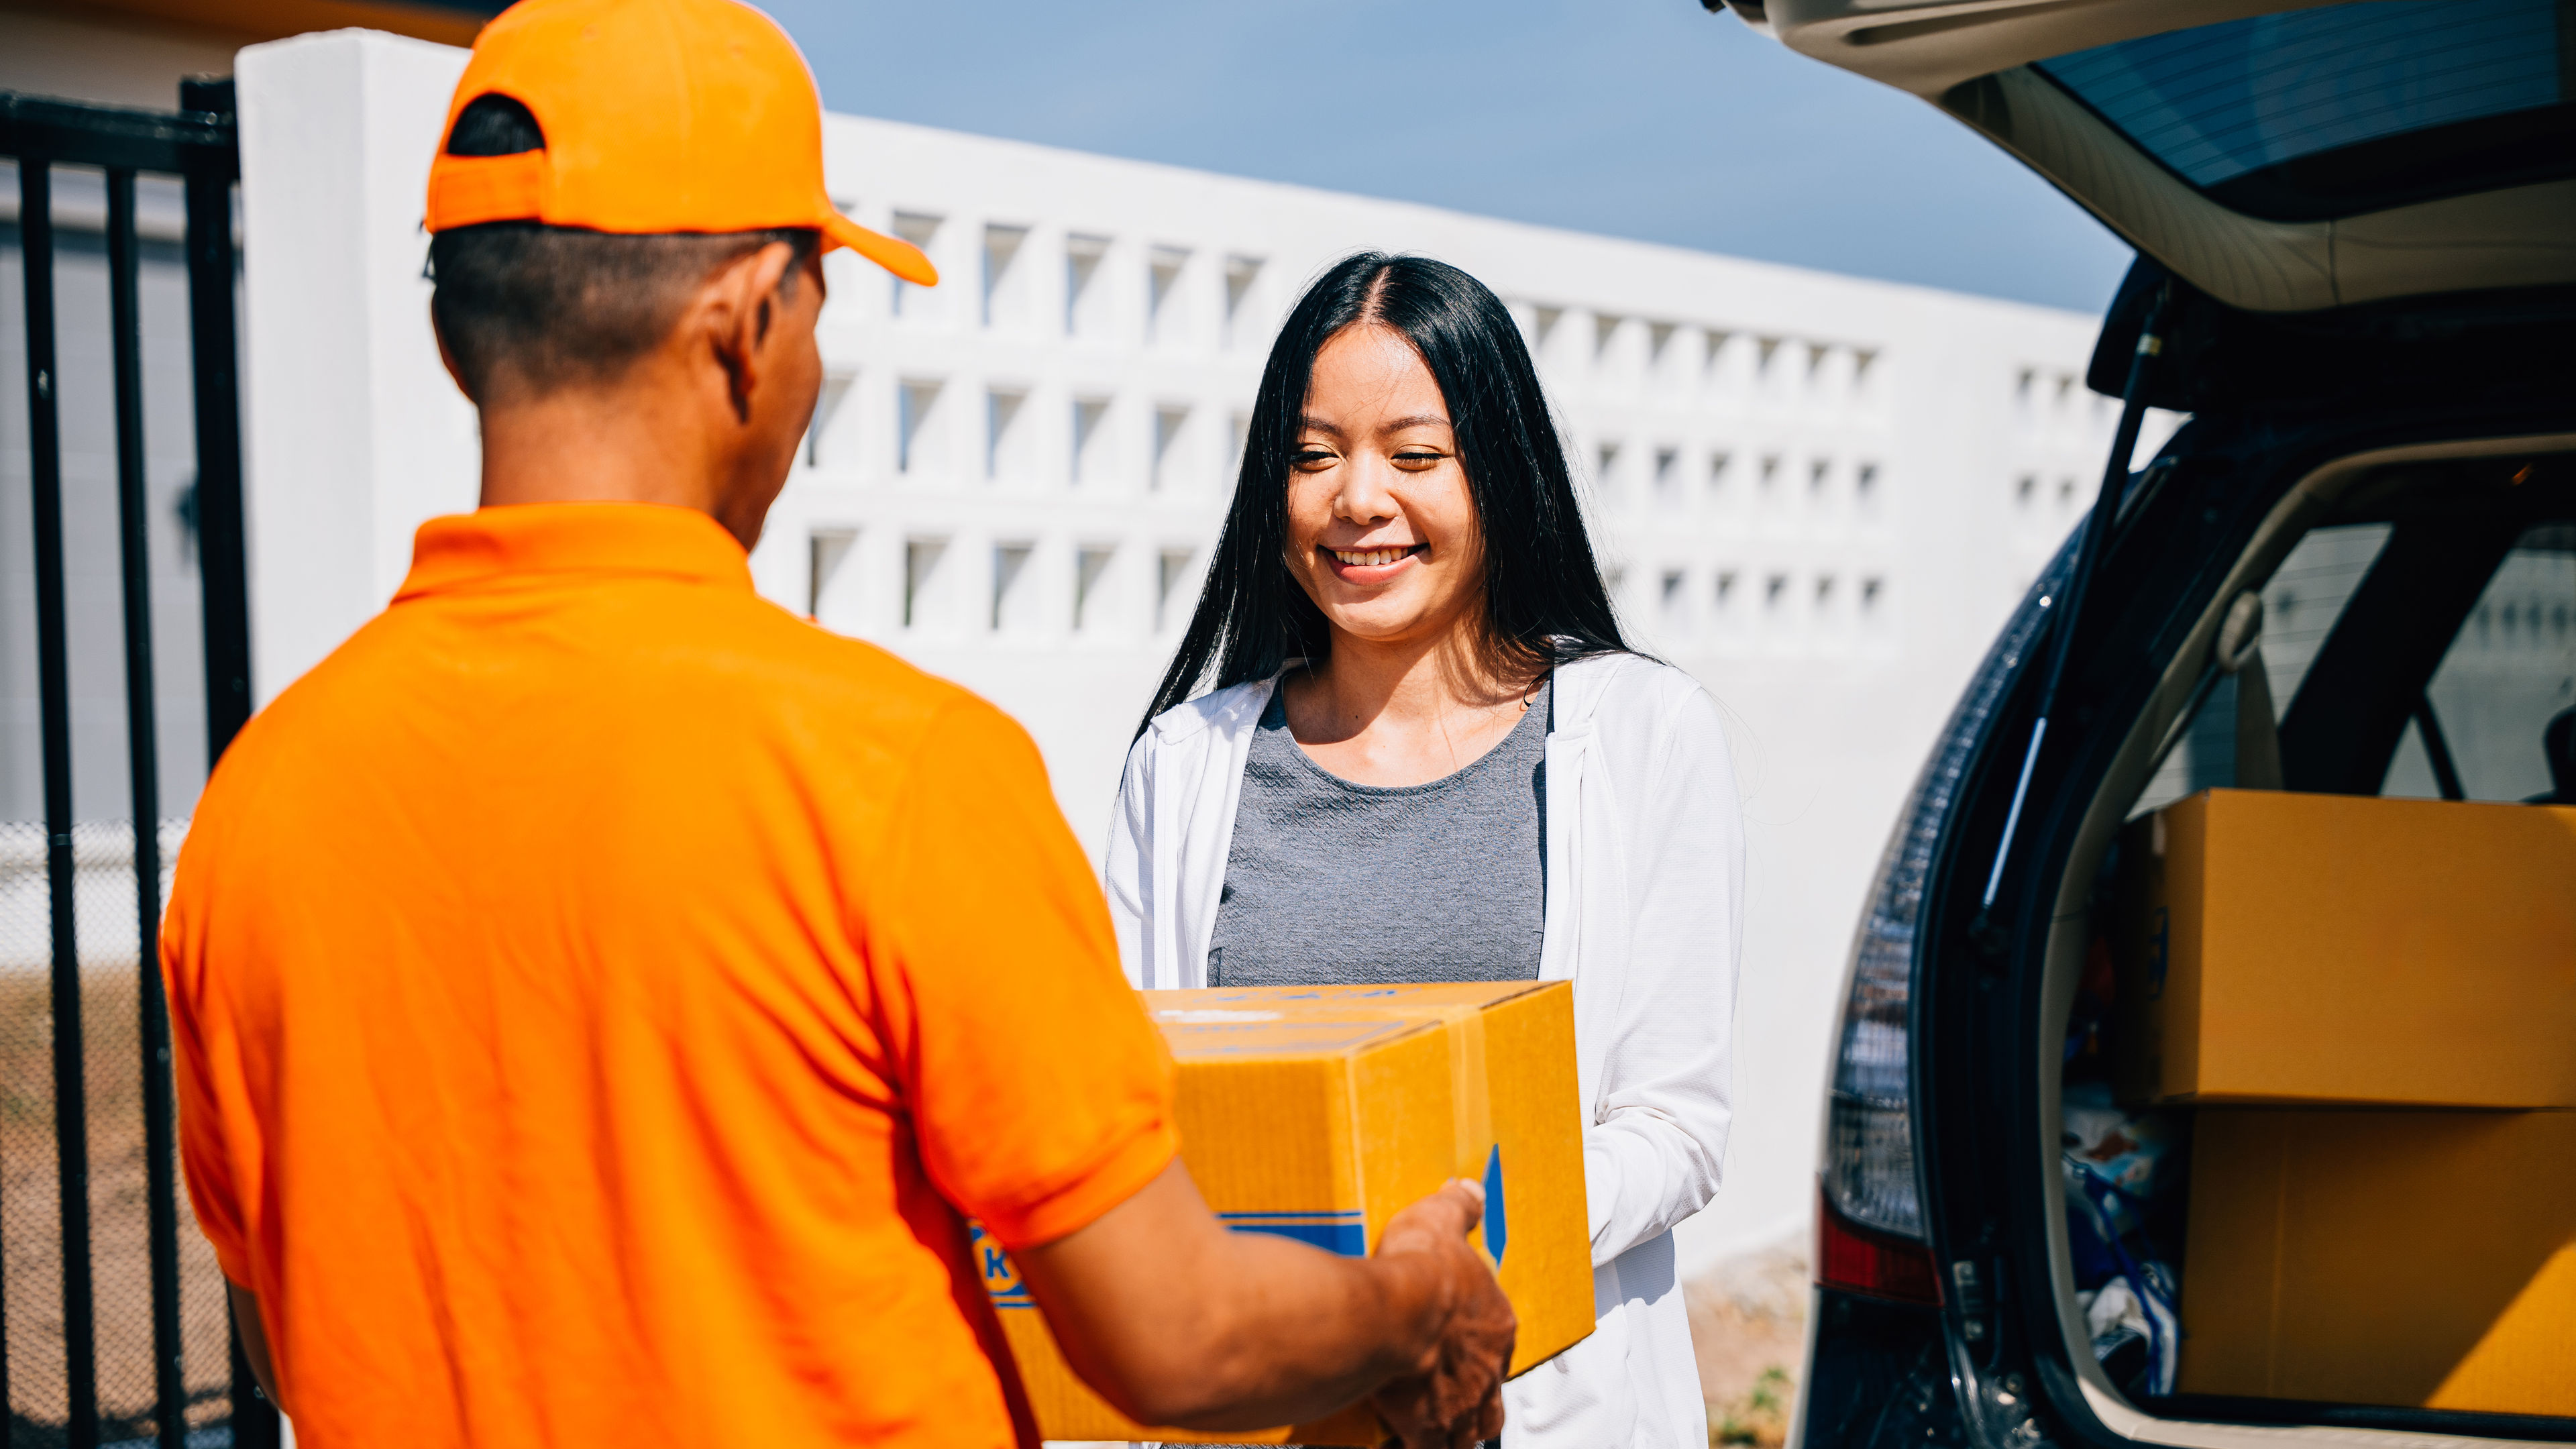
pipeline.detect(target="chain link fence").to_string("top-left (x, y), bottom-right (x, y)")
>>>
top-left (1, 819), bottom-right (233, 1447)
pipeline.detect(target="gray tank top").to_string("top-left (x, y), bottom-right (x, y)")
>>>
top-left (1208, 678), bottom-right (1549, 987)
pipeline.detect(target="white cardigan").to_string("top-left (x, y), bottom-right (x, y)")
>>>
top-left (1104, 651), bottom-right (1744, 1449)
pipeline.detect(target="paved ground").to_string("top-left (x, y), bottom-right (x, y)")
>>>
top-left (3, 971), bottom-right (235, 1443)
top-left (1687, 1240), bottom-right (1808, 1448)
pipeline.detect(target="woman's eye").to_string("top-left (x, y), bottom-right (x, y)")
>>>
top-left (1292, 449), bottom-right (1337, 469)
top-left (1393, 451), bottom-right (1444, 468)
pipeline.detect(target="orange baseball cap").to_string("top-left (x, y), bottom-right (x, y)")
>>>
top-left (425, 0), bottom-right (937, 286)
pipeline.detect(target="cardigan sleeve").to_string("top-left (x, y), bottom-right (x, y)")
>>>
top-left (1578, 675), bottom-right (1746, 1267)
top-left (1103, 731), bottom-right (1155, 988)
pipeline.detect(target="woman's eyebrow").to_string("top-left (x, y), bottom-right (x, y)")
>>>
top-left (1378, 414), bottom-right (1452, 435)
top-left (1297, 417), bottom-right (1348, 439)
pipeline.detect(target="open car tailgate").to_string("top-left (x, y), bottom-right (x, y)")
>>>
top-left (1743, 0), bottom-right (2576, 313)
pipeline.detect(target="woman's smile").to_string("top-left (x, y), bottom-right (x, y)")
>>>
top-left (1324, 543), bottom-right (1428, 578)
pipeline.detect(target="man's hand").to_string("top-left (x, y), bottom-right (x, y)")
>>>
top-left (1013, 1161), bottom-right (1516, 1442)
top-left (1368, 1181), bottom-right (1515, 1449)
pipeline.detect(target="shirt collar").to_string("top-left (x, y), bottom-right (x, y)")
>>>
top-left (394, 503), bottom-right (753, 602)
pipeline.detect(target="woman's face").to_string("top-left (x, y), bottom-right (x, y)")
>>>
top-left (1283, 325), bottom-right (1485, 651)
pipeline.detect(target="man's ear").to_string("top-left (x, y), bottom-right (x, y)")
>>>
top-left (702, 241), bottom-right (800, 425)
top-left (430, 306), bottom-right (477, 405)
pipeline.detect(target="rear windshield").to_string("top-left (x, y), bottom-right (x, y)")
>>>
top-left (2033, 0), bottom-right (2576, 222)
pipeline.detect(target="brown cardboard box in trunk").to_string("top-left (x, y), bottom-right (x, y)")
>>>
top-left (2180, 1107), bottom-right (2576, 1415)
top-left (2114, 790), bottom-right (2576, 1108)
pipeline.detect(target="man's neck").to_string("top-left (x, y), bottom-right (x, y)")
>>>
top-left (474, 374), bottom-right (749, 542)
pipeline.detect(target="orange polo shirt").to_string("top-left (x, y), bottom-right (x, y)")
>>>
top-left (160, 502), bottom-right (1177, 1449)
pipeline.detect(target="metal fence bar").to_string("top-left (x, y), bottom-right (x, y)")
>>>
top-left (180, 76), bottom-right (252, 765)
top-left (19, 155), bottom-right (103, 1449)
top-left (174, 76), bottom-right (278, 1449)
top-left (1, 92), bottom-right (231, 175)
top-left (106, 165), bottom-right (189, 1449)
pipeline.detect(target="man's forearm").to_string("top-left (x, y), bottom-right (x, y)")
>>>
top-left (1014, 1161), bottom-right (1498, 1432)
top-left (1107, 1212), bottom-right (1452, 1428)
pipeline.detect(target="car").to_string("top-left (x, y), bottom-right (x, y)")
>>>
top-left (1703, 3), bottom-right (2576, 1448)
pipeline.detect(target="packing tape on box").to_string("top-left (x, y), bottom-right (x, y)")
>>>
top-left (1413, 1001), bottom-right (1495, 1185)
top-left (1407, 1002), bottom-right (1503, 1271)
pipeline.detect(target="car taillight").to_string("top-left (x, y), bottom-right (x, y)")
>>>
top-left (1817, 1186), bottom-right (1943, 1304)
top-left (1821, 543), bottom-right (2073, 1252)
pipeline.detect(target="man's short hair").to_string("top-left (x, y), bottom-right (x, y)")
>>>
top-left (428, 93), bottom-right (819, 402)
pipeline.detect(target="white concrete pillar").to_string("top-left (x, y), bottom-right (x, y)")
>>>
top-left (236, 29), bottom-right (474, 705)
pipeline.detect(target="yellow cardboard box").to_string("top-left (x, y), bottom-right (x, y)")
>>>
top-left (973, 981), bottom-right (1594, 1445)
top-left (2114, 790), bottom-right (2576, 1107)
top-left (2180, 1107), bottom-right (2576, 1415)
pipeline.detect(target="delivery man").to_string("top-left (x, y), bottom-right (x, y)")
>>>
top-left (157, 1), bottom-right (1513, 1445)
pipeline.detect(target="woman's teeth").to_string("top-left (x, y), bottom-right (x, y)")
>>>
top-left (1332, 547), bottom-right (1413, 566)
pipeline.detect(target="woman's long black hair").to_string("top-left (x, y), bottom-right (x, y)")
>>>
top-left (1138, 252), bottom-right (1629, 736)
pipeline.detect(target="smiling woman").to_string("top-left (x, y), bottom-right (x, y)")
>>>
top-left (1138, 252), bottom-right (1627, 733)
top-left (1106, 254), bottom-right (1750, 1448)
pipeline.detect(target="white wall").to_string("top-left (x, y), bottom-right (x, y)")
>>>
top-left (237, 30), bottom-right (476, 700)
top-left (232, 29), bottom-right (2126, 1273)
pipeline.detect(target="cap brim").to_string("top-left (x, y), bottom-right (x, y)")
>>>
top-left (824, 213), bottom-right (938, 286)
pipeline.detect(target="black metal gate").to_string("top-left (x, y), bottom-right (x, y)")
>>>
top-left (1, 81), bottom-right (274, 1449)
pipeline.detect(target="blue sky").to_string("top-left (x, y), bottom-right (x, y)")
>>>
top-left (758, 0), bottom-right (2139, 317)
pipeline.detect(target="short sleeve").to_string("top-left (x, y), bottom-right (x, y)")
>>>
top-left (160, 873), bottom-right (254, 1286)
top-left (859, 697), bottom-right (1179, 1250)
